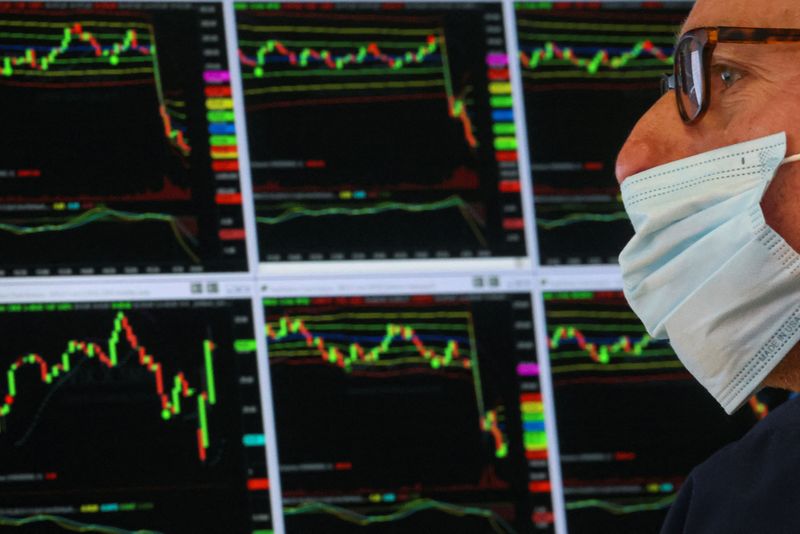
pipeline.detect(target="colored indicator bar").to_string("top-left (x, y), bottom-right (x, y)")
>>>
top-left (522, 401), bottom-right (545, 416)
top-left (211, 146), bottom-right (239, 159)
top-left (524, 421), bottom-right (546, 432)
top-left (210, 123), bottom-right (236, 135)
top-left (503, 218), bottom-right (525, 230)
top-left (495, 137), bottom-right (518, 151)
top-left (243, 434), bottom-right (266, 447)
top-left (210, 135), bottom-right (238, 146)
top-left (526, 449), bottom-right (549, 461)
top-left (219, 229), bottom-right (246, 240)
top-left (487, 53), bottom-right (509, 67)
top-left (216, 193), bottom-right (242, 205)
top-left (499, 180), bottom-right (521, 193)
top-left (204, 70), bottom-right (231, 83)
top-left (496, 151), bottom-right (518, 162)
top-left (205, 86), bottom-right (232, 97)
top-left (489, 68), bottom-right (510, 80)
top-left (529, 481), bottom-right (552, 494)
top-left (517, 362), bottom-right (540, 376)
top-left (524, 431), bottom-right (548, 451)
top-left (206, 98), bottom-right (234, 110)
top-left (493, 110), bottom-right (514, 121)
top-left (212, 161), bottom-right (240, 172)
top-left (247, 478), bottom-right (270, 491)
top-left (208, 111), bottom-right (235, 122)
top-left (493, 123), bottom-right (516, 135)
top-left (491, 96), bottom-right (514, 108)
top-left (489, 82), bottom-right (512, 94)
top-left (235, 339), bottom-right (258, 352)
top-left (252, 530), bottom-right (274, 534)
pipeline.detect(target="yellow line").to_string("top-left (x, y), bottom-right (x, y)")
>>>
top-left (237, 24), bottom-right (436, 36)
top-left (244, 79), bottom-right (442, 95)
top-left (6, 67), bottom-right (154, 77)
top-left (515, 19), bottom-right (678, 33)
top-left (0, 20), bottom-right (153, 29)
top-left (551, 361), bottom-right (686, 374)
top-left (270, 311), bottom-right (472, 321)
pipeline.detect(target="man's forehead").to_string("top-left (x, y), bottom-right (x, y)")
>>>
top-left (681, 0), bottom-right (800, 35)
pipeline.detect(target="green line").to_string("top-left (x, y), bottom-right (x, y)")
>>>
top-left (283, 498), bottom-right (515, 532)
top-left (523, 69), bottom-right (666, 79)
top-left (257, 197), bottom-right (472, 225)
top-left (0, 31), bottom-right (150, 41)
top-left (243, 78), bottom-right (443, 96)
top-left (551, 349), bottom-right (676, 360)
top-left (0, 19), bottom-right (153, 29)
top-left (283, 322), bottom-right (470, 331)
top-left (547, 311), bottom-right (639, 319)
top-left (537, 211), bottom-right (629, 229)
top-left (551, 361), bottom-right (686, 374)
top-left (242, 66), bottom-right (442, 79)
top-left (0, 206), bottom-right (177, 236)
top-left (238, 24), bottom-right (436, 36)
top-left (204, 340), bottom-right (216, 406)
top-left (239, 38), bottom-right (433, 48)
top-left (516, 19), bottom-right (680, 33)
top-left (6, 370), bottom-right (15, 396)
top-left (547, 323), bottom-right (646, 333)
top-left (5, 67), bottom-right (154, 77)
top-left (0, 514), bottom-right (163, 534)
top-left (566, 494), bottom-right (678, 514)
top-left (518, 32), bottom-right (677, 45)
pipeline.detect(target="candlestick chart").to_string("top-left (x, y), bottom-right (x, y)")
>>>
top-left (0, 299), bottom-right (273, 534)
top-left (237, 3), bottom-right (526, 263)
top-left (543, 291), bottom-right (760, 534)
top-left (516, 2), bottom-right (691, 265)
top-left (265, 293), bottom-right (553, 533)
top-left (0, 3), bottom-right (247, 277)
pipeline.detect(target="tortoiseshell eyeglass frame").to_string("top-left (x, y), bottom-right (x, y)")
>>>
top-left (661, 27), bottom-right (800, 124)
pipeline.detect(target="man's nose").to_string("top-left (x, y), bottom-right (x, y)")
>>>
top-left (615, 94), bottom-right (686, 184)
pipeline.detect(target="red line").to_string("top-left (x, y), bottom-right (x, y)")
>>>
top-left (242, 10), bottom-right (441, 23)
top-left (197, 428), bottom-right (206, 462)
top-left (245, 91), bottom-right (444, 112)
top-left (0, 78), bottom-right (153, 89)
top-left (553, 372), bottom-right (692, 387)
top-left (524, 81), bottom-right (659, 92)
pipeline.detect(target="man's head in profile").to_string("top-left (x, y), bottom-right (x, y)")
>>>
top-left (615, 0), bottom-right (800, 531)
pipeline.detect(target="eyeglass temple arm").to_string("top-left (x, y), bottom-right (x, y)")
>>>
top-left (661, 73), bottom-right (676, 93)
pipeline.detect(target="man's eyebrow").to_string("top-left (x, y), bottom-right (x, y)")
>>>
top-left (676, 16), bottom-right (690, 43)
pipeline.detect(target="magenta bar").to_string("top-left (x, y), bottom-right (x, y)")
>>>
top-left (487, 53), bottom-right (509, 67)
top-left (204, 70), bottom-right (231, 83)
top-left (517, 362), bottom-right (540, 376)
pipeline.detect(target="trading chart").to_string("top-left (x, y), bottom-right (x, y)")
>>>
top-left (0, 3), bottom-right (247, 276)
top-left (544, 291), bottom-right (760, 534)
top-left (238, 2), bottom-right (527, 263)
top-left (517, 2), bottom-right (692, 265)
top-left (266, 293), bottom-right (555, 533)
top-left (0, 300), bottom-right (273, 534)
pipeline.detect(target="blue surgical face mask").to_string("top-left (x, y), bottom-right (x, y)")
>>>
top-left (619, 133), bottom-right (800, 414)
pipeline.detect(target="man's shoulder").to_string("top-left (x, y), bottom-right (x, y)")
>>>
top-left (663, 395), bottom-right (800, 534)
top-left (698, 394), bottom-right (800, 476)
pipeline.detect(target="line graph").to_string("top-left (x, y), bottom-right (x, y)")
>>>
top-left (545, 292), bottom-right (686, 385)
top-left (237, 3), bottom-right (526, 262)
top-left (0, 298), bottom-right (273, 534)
top-left (545, 290), bottom-right (760, 534)
top-left (1, 20), bottom-right (189, 156)
top-left (284, 498), bottom-right (516, 533)
top-left (267, 293), bottom-right (551, 533)
top-left (0, 513), bottom-right (163, 534)
top-left (267, 309), bottom-right (508, 459)
top-left (0, 4), bottom-right (247, 276)
top-left (1, 312), bottom-right (217, 461)
top-left (517, 3), bottom-right (690, 265)
top-left (0, 206), bottom-right (200, 263)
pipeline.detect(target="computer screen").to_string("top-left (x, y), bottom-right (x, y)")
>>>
top-left (0, 1), bottom-right (775, 534)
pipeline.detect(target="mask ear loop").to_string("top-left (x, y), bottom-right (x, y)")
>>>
top-left (782, 154), bottom-right (800, 165)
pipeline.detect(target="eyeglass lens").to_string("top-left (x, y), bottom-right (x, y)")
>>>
top-left (677, 35), bottom-right (705, 121)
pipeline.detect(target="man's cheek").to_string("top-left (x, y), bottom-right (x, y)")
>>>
top-left (762, 166), bottom-right (800, 252)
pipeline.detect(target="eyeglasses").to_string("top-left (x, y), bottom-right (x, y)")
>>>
top-left (662, 27), bottom-right (800, 124)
